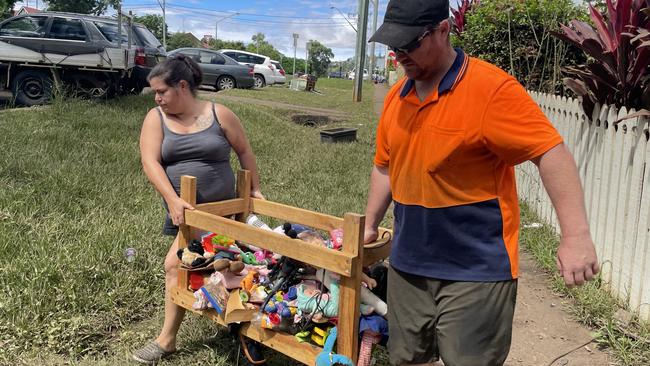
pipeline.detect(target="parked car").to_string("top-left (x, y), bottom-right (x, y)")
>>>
top-left (328, 70), bottom-right (345, 78)
top-left (347, 68), bottom-right (369, 81)
top-left (270, 60), bottom-right (286, 85)
top-left (168, 48), bottom-right (254, 90)
top-left (0, 12), bottom-right (135, 105)
top-left (92, 19), bottom-right (166, 93)
top-left (218, 49), bottom-right (275, 88)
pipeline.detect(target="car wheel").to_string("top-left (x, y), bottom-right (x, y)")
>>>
top-left (11, 69), bottom-right (53, 106)
top-left (254, 74), bottom-right (266, 88)
top-left (216, 76), bottom-right (236, 91)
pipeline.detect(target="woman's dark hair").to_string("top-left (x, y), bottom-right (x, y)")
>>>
top-left (147, 53), bottom-right (203, 95)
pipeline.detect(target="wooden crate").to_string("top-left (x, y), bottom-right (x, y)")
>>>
top-left (170, 170), bottom-right (392, 365)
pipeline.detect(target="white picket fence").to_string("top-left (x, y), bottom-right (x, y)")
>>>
top-left (517, 92), bottom-right (650, 322)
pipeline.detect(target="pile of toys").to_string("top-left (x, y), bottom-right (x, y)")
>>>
top-left (182, 214), bottom-right (389, 365)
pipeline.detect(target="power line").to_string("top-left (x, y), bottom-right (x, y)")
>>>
top-left (124, 1), bottom-right (344, 19)
top-left (123, 5), bottom-right (352, 25)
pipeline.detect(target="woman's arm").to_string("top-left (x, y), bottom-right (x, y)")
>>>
top-left (215, 104), bottom-right (264, 199)
top-left (139, 108), bottom-right (194, 225)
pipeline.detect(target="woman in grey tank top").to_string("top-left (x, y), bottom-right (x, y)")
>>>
top-left (133, 54), bottom-right (265, 365)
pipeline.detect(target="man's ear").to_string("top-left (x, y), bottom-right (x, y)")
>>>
top-left (439, 19), bottom-right (451, 37)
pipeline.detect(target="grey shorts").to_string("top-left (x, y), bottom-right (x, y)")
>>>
top-left (387, 266), bottom-right (517, 366)
top-left (162, 213), bottom-right (178, 236)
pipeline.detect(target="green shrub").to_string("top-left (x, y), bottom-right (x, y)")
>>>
top-left (456, 0), bottom-right (588, 94)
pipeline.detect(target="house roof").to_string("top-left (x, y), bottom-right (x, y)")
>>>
top-left (17, 6), bottom-right (40, 15)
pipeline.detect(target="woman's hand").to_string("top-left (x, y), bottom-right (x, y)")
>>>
top-left (251, 189), bottom-right (265, 200)
top-left (167, 197), bottom-right (195, 226)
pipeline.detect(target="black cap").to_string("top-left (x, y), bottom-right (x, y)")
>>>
top-left (369, 0), bottom-right (449, 48)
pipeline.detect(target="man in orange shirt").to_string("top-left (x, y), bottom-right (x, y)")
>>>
top-left (364, 1), bottom-right (600, 365)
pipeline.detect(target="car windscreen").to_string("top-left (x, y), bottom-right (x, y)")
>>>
top-left (93, 21), bottom-right (129, 44)
top-left (133, 25), bottom-right (162, 48)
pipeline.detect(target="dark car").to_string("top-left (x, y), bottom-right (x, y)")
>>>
top-left (328, 70), bottom-right (345, 79)
top-left (92, 19), bottom-right (166, 92)
top-left (130, 24), bottom-right (166, 91)
top-left (168, 48), bottom-right (255, 90)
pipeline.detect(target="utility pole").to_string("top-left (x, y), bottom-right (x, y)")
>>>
top-left (215, 12), bottom-right (238, 42)
top-left (157, 0), bottom-right (166, 49)
top-left (369, 0), bottom-right (379, 82)
top-left (305, 41), bottom-right (310, 75)
top-left (292, 33), bottom-right (299, 77)
top-left (353, 0), bottom-right (370, 101)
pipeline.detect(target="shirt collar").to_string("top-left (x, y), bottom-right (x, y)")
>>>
top-left (400, 48), bottom-right (468, 99)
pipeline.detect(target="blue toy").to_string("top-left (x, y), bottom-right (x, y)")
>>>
top-left (314, 327), bottom-right (355, 366)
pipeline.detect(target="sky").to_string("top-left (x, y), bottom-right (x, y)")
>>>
top-left (14, 0), bottom-right (392, 61)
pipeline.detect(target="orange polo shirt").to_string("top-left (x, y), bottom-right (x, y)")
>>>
top-left (375, 49), bottom-right (562, 281)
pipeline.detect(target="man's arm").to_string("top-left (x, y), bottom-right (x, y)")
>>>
top-left (532, 143), bottom-right (600, 287)
top-left (364, 165), bottom-right (392, 243)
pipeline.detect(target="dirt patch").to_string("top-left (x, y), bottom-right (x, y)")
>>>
top-left (506, 253), bottom-right (612, 365)
top-left (291, 114), bottom-right (331, 127)
top-left (199, 91), bottom-right (347, 120)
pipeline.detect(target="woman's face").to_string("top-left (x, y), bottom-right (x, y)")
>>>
top-left (149, 77), bottom-right (184, 114)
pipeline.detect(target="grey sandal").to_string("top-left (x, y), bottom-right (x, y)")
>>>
top-left (132, 341), bottom-right (176, 365)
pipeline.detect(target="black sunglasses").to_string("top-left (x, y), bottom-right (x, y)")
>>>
top-left (390, 29), bottom-right (434, 54)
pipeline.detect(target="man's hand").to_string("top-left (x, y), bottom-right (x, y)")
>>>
top-left (364, 226), bottom-right (379, 244)
top-left (556, 232), bottom-right (600, 287)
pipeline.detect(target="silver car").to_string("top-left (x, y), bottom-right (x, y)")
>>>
top-left (168, 48), bottom-right (255, 90)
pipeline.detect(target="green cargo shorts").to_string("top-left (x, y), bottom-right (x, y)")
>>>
top-left (387, 266), bottom-right (517, 366)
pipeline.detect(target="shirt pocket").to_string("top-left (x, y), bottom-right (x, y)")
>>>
top-left (425, 124), bottom-right (465, 174)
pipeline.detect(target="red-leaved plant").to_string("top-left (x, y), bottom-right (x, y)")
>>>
top-left (551, 0), bottom-right (650, 118)
top-left (451, 0), bottom-right (481, 37)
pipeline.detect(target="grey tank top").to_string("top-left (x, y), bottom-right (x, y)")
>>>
top-left (157, 104), bottom-right (235, 204)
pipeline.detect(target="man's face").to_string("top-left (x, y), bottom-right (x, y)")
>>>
top-left (394, 21), bottom-right (450, 81)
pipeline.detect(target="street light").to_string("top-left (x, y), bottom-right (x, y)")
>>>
top-left (330, 6), bottom-right (357, 32)
top-left (215, 12), bottom-right (239, 41)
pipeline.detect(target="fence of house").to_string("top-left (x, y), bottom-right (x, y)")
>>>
top-left (517, 92), bottom-right (650, 321)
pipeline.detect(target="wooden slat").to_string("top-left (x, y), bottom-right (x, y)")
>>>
top-left (195, 198), bottom-right (246, 217)
top-left (600, 106), bottom-right (622, 286)
top-left (250, 199), bottom-right (345, 231)
top-left (171, 287), bottom-right (321, 365)
top-left (364, 243), bottom-right (391, 267)
top-left (594, 105), bottom-right (611, 258)
top-left (610, 107), bottom-right (630, 295)
top-left (236, 170), bottom-right (251, 222)
top-left (337, 213), bottom-right (363, 363)
top-left (623, 116), bottom-right (648, 311)
top-left (178, 175), bottom-right (197, 290)
top-left (631, 117), bottom-right (650, 317)
top-left (616, 114), bottom-right (644, 303)
top-left (185, 209), bottom-right (355, 276)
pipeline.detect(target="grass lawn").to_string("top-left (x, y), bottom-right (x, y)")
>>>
top-left (0, 78), bottom-right (389, 365)
top-left (221, 77), bottom-right (374, 115)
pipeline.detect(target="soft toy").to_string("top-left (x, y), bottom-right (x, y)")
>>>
top-left (240, 270), bottom-right (260, 293)
top-left (264, 299), bottom-right (295, 319)
top-left (213, 257), bottom-right (245, 274)
top-left (314, 327), bottom-right (355, 366)
top-left (316, 269), bottom-right (387, 316)
top-left (297, 278), bottom-right (339, 320)
top-left (178, 249), bottom-right (207, 268)
top-left (177, 239), bottom-right (212, 268)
